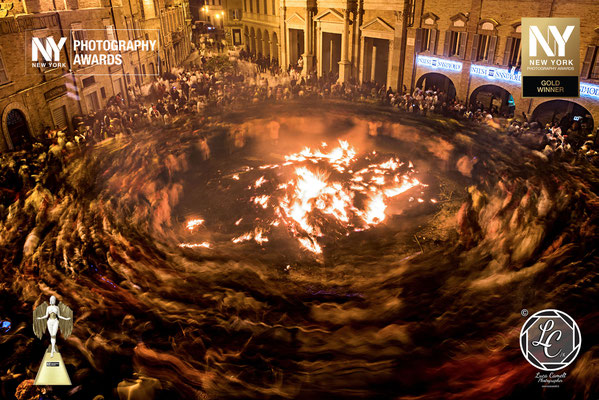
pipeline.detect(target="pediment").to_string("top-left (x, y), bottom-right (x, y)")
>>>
top-left (286, 12), bottom-right (305, 25)
top-left (361, 17), bottom-right (394, 33)
top-left (314, 9), bottom-right (344, 23)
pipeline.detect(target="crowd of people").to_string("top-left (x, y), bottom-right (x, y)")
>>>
top-left (1, 48), bottom-right (598, 217)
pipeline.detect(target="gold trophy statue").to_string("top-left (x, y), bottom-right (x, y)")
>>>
top-left (32, 295), bottom-right (73, 385)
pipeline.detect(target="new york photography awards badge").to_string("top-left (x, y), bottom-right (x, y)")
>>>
top-left (521, 18), bottom-right (580, 97)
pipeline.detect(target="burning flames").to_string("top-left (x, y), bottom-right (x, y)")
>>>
top-left (180, 140), bottom-right (426, 255)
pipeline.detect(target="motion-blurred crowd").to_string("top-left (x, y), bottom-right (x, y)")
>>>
top-left (1, 50), bottom-right (598, 218)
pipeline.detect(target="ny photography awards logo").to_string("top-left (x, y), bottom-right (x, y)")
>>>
top-left (31, 37), bottom-right (67, 68)
top-left (520, 309), bottom-right (581, 387)
top-left (521, 18), bottom-right (580, 97)
top-left (27, 29), bottom-right (160, 75)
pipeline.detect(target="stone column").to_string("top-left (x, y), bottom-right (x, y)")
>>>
top-left (386, 39), bottom-right (394, 90)
top-left (279, 7), bottom-right (286, 65)
top-left (302, 8), bottom-right (314, 75)
top-left (371, 45), bottom-right (377, 82)
top-left (338, 8), bottom-right (351, 82)
top-left (359, 36), bottom-right (365, 84)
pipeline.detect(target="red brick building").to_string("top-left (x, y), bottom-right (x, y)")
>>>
top-left (0, 0), bottom-right (191, 152)
top-left (243, 0), bottom-right (599, 129)
top-left (403, 0), bottom-right (599, 128)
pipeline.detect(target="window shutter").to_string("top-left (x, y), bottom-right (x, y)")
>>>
top-left (580, 46), bottom-right (596, 79)
top-left (414, 28), bottom-right (422, 53)
top-left (52, 106), bottom-right (68, 130)
top-left (459, 32), bottom-right (468, 59)
top-left (487, 35), bottom-right (498, 64)
top-left (443, 31), bottom-right (451, 57)
top-left (470, 34), bottom-right (480, 61)
top-left (430, 29), bottom-right (438, 54)
top-left (503, 36), bottom-right (513, 66)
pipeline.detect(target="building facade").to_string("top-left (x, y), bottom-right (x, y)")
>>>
top-left (0, 0), bottom-right (191, 152)
top-left (242, 0), bottom-right (599, 129)
top-left (241, 0), bottom-right (282, 62)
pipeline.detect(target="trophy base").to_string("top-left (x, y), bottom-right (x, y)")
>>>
top-left (34, 346), bottom-right (72, 386)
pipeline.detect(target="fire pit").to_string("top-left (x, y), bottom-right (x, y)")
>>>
top-left (2, 100), bottom-right (597, 399)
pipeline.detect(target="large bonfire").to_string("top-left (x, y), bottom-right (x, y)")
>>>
top-left (181, 140), bottom-right (428, 254)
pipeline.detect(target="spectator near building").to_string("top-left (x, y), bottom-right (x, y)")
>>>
top-left (0, 0), bottom-right (192, 152)
top-left (240, 0), bottom-right (599, 131)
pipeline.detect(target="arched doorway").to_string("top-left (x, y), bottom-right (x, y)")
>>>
top-left (532, 100), bottom-right (594, 146)
top-left (469, 85), bottom-right (515, 117)
top-left (263, 30), bottom-right (270, 59)
top-left (271, 32), bottom-right (279, 62)
top-left (416, 73), bottom-right (456, 100)
top-left (6, 109), bottom-right (32, 149)
top-left (256, 29), bottom-right (263, 56)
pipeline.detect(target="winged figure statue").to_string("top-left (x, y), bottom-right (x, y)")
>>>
top-left (33, 296), bottom-right (73, 358)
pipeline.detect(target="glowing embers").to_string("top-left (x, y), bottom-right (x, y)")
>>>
top-left (272, 141), bottom-right (422, 253)
top-left (186, 218), bottom-right (205, 231)
top-left (181, 140), bottom-right (425, 255)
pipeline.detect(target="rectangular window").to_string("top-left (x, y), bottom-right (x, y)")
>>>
top-left (477, 35), bottom-right (489, 60)
top-left (71, 24), bottom-right (87, 55)
top-left (52, 106), bottom-right (68, 130)
top-left (422, 29), bottom-right (431, 51)
top-left (103, 19), bottom-right (116, 41)
top-left (82, 76), bottom-right (96, 87)
top-left (256, 0), bottom-right (259, 14)
top-left (85, 92), bottom-right (100, 112)
top-left (100, 87), bottom-right (106, 98)
top-left (249, 0), bottom-right (253, 13)
top-left (419, 28), bottom-right (438, 53)
top-left (443, 30), bottom-right (468, 59)
top-left (263, 0), bottom-right (267, 14)
top-left (471, 34), bottom-right (497, 62)
top-left (509, 37), bottom-right (521, 66)
top-left (125, 18), bottom-right (133, 40)
top-left (589, 47), bottom-right (599, 80)
top-left (271, 0), bottom-right (275, 15)
top-left (406, 0), bottom-right (415, 27)
top-left (133, 19), bottom-right (142, 38)
top-left (138, 0), bottom-right (145, 19)
top-left (0, 50), bottom-right (8, 84)
top-left (233, 28), bottom-right (242, 45)
top-left (449, 31), bottom-right (462, 56)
